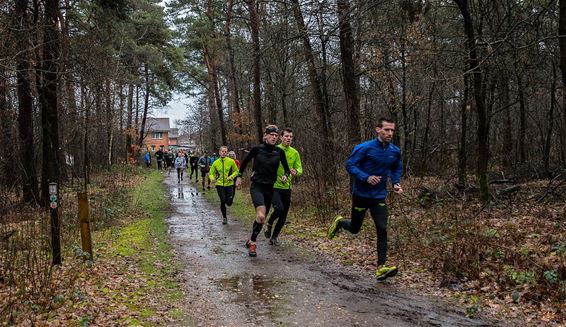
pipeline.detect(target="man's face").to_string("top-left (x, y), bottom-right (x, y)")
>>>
top-left (265, 132), bottom-right (279, 145)
top-left (281, 131), bottom-right (293, 147)
top-left (219, 147), bottom-right (228, 158)
top-left (376, 122), bottom-right (395, 143)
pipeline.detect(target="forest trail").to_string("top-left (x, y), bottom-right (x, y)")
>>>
top-left (165, 173), bottom-right (492, 326)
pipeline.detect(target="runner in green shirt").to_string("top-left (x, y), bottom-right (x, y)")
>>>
top-left (209, 146), bottom-right (239, 224)
top-left (264, 128), bottom-right (303, 245)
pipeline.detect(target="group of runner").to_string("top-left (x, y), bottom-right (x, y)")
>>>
top-left (158, 118), bottom-right (404, 281)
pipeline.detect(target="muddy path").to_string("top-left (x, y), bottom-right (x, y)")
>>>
top-left (165, 174), bottom-right (492, 327)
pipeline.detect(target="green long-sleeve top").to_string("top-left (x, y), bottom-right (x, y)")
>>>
top-left (274, 144), bottom-right (303, 190)
top-left (209, 157), bottom-right (239, 187)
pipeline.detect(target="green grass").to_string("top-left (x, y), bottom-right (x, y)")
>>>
top-left (111, 170), bottom-right (184, 324)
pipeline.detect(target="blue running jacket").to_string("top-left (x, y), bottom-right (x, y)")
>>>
top-left (346, 139), bottom-right (403, 199)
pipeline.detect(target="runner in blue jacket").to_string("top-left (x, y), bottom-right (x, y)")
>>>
top-left (327, 117), bottom-right (404, 281)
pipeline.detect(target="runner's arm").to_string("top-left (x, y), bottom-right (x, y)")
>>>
top-left (294, 151), bottom-right (303, 177)
top-left (238, 146), bottom-right (258, 177)
top-left (229, 160), bottom-right (239, 180)
top-left (390, 152), bottom-right (403, 185)
top-left (279, 148), bottom-right (291, 178)
top-left (209, 161), bottom-right (217, 182)
top-left (346, 144), bottom-right (370, 182)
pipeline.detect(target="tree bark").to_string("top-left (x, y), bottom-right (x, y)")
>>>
top-left (455, 0), bottom-right (490, 203)
top-left (40, 0), bottom-right (61, 206)
top-left (290, 0), bottom-right (333, 143)
top-left (138, 63), bottom-right (150, 148)
top-left (559, 0), bottom-right (566, 168)
top-left (224, 0), bottom-right (242, 135)
top-left (126, 83), bottom-right (134, 161)
top-left (246, 0), bottom-right (263, 142)
top-left (457, 74), bottom-right (469, 187)
top-left (14, 0), bottom-right (39, 203)
top-left (337, 0), bottom-right (361, 146)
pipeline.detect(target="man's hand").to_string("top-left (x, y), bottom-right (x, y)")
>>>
top-left (227, 176), bottom-right (233, 181)
top-left (281, 175), bottom-right (288, 184)
top-left (393, 183), bottom-right (403, 194)
top-left (367, 175), bottom-right (381, 185)
top-left (290, 168), bottom-right (297, 176)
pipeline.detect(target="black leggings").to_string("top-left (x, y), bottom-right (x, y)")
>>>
top-left (250, 182), bottom-right (274, 208)
top-left (338, 196), bottom-right (389, 266)
top-left (216, 186), bottom-right (235, 218)
top-left (177, 168), bottom-right (184, 181)
top-left (190, 166), bottom-right (198, 180)
top-left (267, 189), bottom-right (291, 239)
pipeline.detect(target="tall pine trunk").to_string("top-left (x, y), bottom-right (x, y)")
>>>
top-left (15, 0), bottom-right (39, 203)
top-left (337, 0), bottom-right (360, 146)
top-left (455, 0), bottom-right (490, 203)
top-left (246, 0), bottom-right (263, 142)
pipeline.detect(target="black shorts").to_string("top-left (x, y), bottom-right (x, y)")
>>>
top-left (250, 182), bottom-right (274, 208)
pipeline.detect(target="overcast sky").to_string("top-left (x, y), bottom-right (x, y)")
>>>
top-left (160, 92), bottom-right (192, 128)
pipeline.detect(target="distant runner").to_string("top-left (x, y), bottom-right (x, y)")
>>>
top-left (175, 151), bottom-right (187, 183)
top-left (236, 125), bottom-right (290, 257)
top-left (264, 128), bottom-right (303, 245)
top-left (198, 153), bottom-right (211, 190)
top-left (209, 146), bottom-right (239, 224)
top-left (327, 117), bottom-right (403, 281)
top-left (189, 152), bottom-right (199, 182)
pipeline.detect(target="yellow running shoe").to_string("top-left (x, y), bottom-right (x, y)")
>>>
top-left (375, 264), bottom-right (398, 281)
top-left (327, 215), bottom-right (344, 239)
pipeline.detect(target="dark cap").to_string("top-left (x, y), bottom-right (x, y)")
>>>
top-left (264, 125), bottom-right (279, 134)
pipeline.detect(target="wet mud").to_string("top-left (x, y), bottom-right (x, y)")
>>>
top-left (165, 175), bottom-right (493, 326)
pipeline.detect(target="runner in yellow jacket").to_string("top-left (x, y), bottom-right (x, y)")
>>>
top-left (209, 146), bottom-right (239, 224)
top-left (264, 127), bottom-right (303, 245)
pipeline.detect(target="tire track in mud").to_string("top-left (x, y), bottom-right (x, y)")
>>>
top-left (165, 174), bottom-right (493, 326)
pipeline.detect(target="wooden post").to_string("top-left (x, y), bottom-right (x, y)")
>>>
top-left (78, 192), bottom-right (93, 260)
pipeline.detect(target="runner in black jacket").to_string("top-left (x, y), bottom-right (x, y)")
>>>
top-left (237, 125), bottom-right (290, 257)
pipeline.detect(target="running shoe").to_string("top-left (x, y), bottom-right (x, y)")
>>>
top-left (245, 240), bottom-right (257, 257)
top-left (269, 237), bottom-right (278, 246)
top-left (264, 224), bottom-right (272, 239)
top-left (327, 215), bottom-right (344, 239)
top-left (222, 216), bottom-right (228, 224)
top-left (375, 264), bottom-right (398, 281)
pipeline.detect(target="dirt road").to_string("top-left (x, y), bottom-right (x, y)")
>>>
top-left (165, 175), bottom-right (492, 326)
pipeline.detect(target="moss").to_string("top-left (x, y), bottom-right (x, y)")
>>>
top-left (107, 170), bottom-right (186, 324)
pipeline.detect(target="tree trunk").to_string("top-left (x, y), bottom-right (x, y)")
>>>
top-left (458, 74), bottom-right (469, 187)
top-left (544, 64), bottom-right (557, 176)
top-left (290, 0), bottom-right (333, 143)
top-left (455, 0), bottom-right (490, 203)
top-left (559, 0), bottom-right (566, 169)
top-left (337, 0), bottom-right (361, 146)
top-left (105, 78), bottom-right (113, 168)
top-left (40, 0), bottom-right (61, 206)
top-left (246, 0), bottom-right (263, 142)
top-left (15, 0), bottom-right (39, 203)
top-left (126, 83), bottom-right (134, 161)
top-left (224, 0), bottom-right (242, 135)
top-left (204, 45), bottom-right (219, 151)
top-left (138, 63), bottom-right (150, 148)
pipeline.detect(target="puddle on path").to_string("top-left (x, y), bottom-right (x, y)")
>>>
top-left (211, 274), bottom-right (287, 321)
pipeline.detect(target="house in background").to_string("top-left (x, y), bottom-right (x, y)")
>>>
top-left (142, 117), bottom-right (196, 152)
top-left (143, 118), bottom-right (171, 151)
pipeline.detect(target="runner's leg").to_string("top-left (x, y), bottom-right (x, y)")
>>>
top-left (339, 196), bottom-right (368, 234)
top-left (271, 189), bottom-right (291, 239)
top-left (216, 186), bottom-right (227, 218)
top-left (369, 201), bottom-right (388, 266)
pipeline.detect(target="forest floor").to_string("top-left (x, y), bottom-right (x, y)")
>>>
top-left (1, 168), bottom-right (563, 326)
top-left (1, 169), bottom-right (189, 326)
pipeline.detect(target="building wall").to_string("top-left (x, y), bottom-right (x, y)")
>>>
top-left (143, 131), bottom-right (170, 151)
